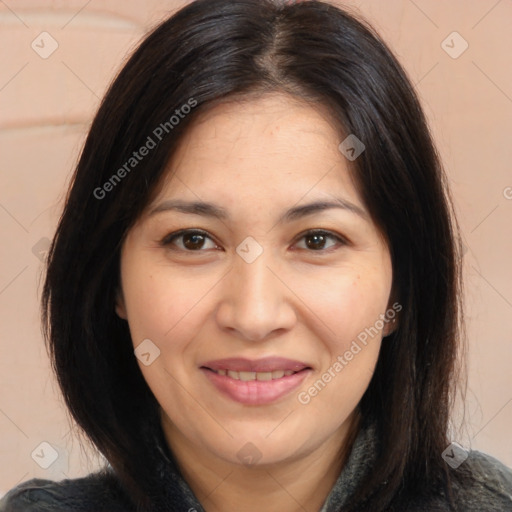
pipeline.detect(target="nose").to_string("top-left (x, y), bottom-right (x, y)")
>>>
top-left (215, 248), bottom-right (297, 342)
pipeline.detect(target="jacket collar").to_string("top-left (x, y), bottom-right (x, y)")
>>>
top-left (148, 420), bottom-right (378, 512)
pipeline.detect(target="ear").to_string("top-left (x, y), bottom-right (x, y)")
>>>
top-left (382, 315), bottom-right (398, 337)
top-left (115, 287), bottom-right (128, 320)
top-left (382, 290), bottom-right (401, 337)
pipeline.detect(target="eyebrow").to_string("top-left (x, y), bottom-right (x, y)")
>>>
top-left (148, 197), bottom-right (368, 223)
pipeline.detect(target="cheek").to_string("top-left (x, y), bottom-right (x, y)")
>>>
top-left (119, 250), bottom-right (179, 346)
top-left (122, 272), bottom-right (171, 342)
top-left (296, 293), bottom-right (384, 420)
top-left (119, 256), bottom-right (208, 399)
top-left (295, 266), bottom-right (390, 414)
top-left (295, 265), bottom-right (391, 349)
top-left (120, 255), bottom-right (219, 351)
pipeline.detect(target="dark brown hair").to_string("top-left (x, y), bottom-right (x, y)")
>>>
top-left (42, 0), bottom-right (467, 510)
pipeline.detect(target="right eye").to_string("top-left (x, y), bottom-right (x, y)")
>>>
top-left (160, 229), bottom-right (220, 252)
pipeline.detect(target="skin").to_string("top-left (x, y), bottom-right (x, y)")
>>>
top-left (116, 93), bottom-right (395, 512)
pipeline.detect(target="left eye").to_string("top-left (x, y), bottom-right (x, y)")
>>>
top-left (294, 230), bottom-right (345, 251)
top-left (160, 229), bottom-right (346, 252)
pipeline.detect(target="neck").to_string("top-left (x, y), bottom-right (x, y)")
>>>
top-left (162, 410), bottom-right (361, 512)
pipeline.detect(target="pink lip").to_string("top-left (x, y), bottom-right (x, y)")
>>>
top-left (201, 367), bottom-right (312, 405)
top-left (201, 356), bottom-right (310, 373)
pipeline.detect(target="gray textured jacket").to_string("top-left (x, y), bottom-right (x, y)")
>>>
top-left (1, 423), bottom-right (512, 511)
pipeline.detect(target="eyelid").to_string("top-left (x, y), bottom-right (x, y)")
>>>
top-left (159, 228), bottom-right (219, 248)
top-left (292, 229), bottom-right (349, 251)
top-left (159, 228), bottom-right (349, 252)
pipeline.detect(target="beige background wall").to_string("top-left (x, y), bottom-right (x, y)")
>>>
top-left (1, 0), bottom-right (511, 497)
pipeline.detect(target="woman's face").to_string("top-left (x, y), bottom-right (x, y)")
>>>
top-left (116, 93), bottom-right (394, 467)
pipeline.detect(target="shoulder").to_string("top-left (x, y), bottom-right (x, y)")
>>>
top-left (0, 469), bottom-right (133, 512)
top-left (408, 449), bottom-right (512, 512)
top-left (453, 449), bottom-right (512, 510)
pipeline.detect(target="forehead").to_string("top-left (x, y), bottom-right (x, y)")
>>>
top-left (149, 93), bottom-right (363, 212)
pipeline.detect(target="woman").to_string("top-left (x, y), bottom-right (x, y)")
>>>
top-left (1, 0), bottom-right (511, 510)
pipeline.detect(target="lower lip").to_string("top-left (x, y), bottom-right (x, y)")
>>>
top-left (200, 368), bottom-right (311, 405)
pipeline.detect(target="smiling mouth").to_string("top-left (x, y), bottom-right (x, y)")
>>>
top-left (200, 366), bottom-right (313, 405)
top-left (201, 367), bottom-right (310, 381)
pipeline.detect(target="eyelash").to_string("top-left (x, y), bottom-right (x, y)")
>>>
top-left (159, 228), bottom-right (348, 254)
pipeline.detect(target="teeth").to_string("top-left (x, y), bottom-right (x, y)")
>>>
top-left (239, 371), bottom-right (256, 381)
top-left (227, 370), bottom-right (238, 379)
top-left (214, 369), bottom-right (298, 381)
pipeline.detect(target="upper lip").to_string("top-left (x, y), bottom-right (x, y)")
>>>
top-left (201, 357), bottom-right (311, 373)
